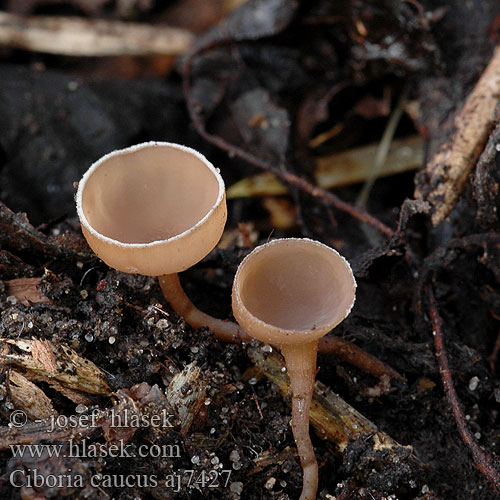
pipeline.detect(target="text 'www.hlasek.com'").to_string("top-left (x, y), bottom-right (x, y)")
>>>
top-left (8, 408), bottom-right (234, 493)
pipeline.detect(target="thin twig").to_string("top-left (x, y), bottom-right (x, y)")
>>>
top-left (182, 45), bottom-right (394, 239)
top-left (427, 286), bottom-right (500, 491)
top-left (0, 11), bottom-right (194, 57)
top-left (318, 335), bottom-right (405, 382)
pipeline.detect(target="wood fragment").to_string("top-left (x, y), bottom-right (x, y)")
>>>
top-left (8, 370), bottom-right (57, 420)
top-left (101, 391), bottom-right (140, 445)
top-left (248, 347), bottom-right (408, 452)
top-left (0, 200), bottom-right (93, 262)
top-left (0, 338), bottom-right (110, 396)
top-left (415, 44), bottom-right (500, 226)
top-left (31, 339), bottom-right (58, 373)
top-left (37, 378), bottom-right (91, 405)
top-left (0, 11), bottom-right (194, 57)
top-left (0, 418), bottom-right (99, 450)
top-left (0, 382), bottom-right (175, 449)
top-left (251, 446), bottom-right (297, 471)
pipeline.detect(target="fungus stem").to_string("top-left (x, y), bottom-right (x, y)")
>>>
top-left (159, 273), bottom-right (250, 343)
top-left (281, 341), bottom-right (319, 500)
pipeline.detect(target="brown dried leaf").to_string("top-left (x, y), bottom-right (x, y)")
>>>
top-left (6, 278), bottom-right (51, 306)
top-left (227, 135), bottom-right (423, 198)
top-left (101, 391), bottom-right (139, 445)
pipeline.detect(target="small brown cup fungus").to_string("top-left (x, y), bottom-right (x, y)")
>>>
top-left (76, 141), bottom-right (247, 342)
top-left (232, 238), bottom-right (356, 500)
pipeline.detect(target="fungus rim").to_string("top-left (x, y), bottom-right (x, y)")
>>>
top-left (232, 238), bottom-right (357, 343)
top-left (76, 141), bottom-right (225, 249)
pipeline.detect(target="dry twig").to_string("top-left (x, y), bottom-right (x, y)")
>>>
top-left (0, 11), bottom-right (194, 57)
top-left (415, 44), bottom-right (500, 226)
top-left (318, 336), bottom-right (405, 382)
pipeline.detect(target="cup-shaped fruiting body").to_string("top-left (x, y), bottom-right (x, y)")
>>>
top-left (76, 142), bottom-right (247, 343)
top-left (232, 238), bottom-right (356, 500)
top-left (232, 238), bottom-right (356, 344)
top-left (76, 141), bottom-right (226, 276)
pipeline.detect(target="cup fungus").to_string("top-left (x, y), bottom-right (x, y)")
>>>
top-left (76, 141), bottom-right (248, 342)
top-left (232, 238), bottom-right (356, 500)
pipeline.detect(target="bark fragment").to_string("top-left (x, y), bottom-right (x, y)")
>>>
top-left (7, 370), bottom-right (57, 420)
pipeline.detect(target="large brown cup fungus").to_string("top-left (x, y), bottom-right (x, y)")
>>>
top-left (76, 141), bottom-right (247, 342)
top-left (232, 238), bottom-right (356, 500)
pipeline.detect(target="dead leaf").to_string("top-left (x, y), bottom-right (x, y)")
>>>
top-left (0, 338), bottom-right (110, 396)
top-left (227, 135), bottom-right (424, 198)
top-left (262, 197), bottom-right (296, 229)
top-left (6, 278), bottom-right (51, 306)
top-left (231, 87), bottom-right (290, 163)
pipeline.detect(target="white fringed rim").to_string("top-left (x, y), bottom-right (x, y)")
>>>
top-left (232, 237), bottom-right (357, 337)
top-left (76, 141), bottom-right (225, 248)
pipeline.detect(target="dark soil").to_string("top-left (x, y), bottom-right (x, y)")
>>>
top-left (1, 1), bottom-right (500, 499)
